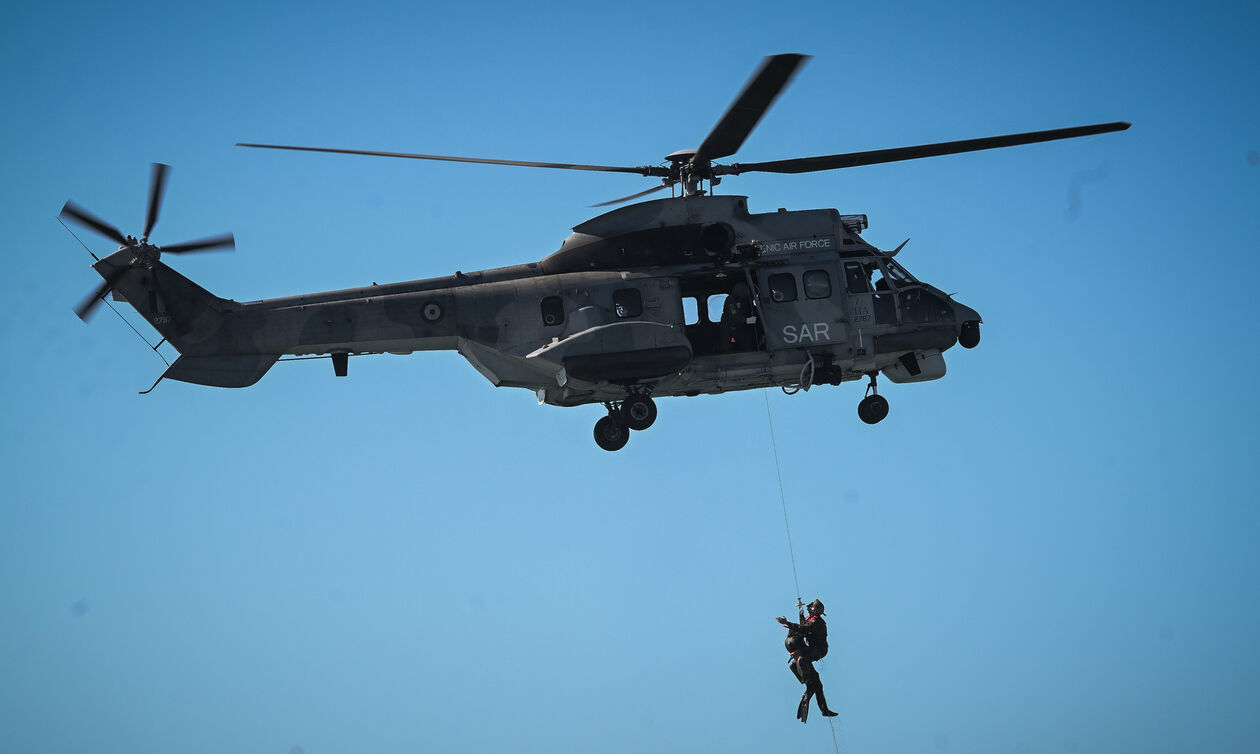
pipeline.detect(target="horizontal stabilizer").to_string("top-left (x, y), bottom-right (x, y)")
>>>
top-left (163, 354), bottom-right (280, 388)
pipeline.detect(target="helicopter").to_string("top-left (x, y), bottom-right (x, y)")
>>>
top-left (61, 54), bottom-right (1128, 451)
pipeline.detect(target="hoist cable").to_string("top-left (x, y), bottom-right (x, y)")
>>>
top-left (763, 389), bottom-right (843, 754)
top-left (764, 389), bottom-right (802, 605)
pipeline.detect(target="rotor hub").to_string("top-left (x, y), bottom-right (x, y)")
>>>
top-left (131, 240), bottom-right (161, 266)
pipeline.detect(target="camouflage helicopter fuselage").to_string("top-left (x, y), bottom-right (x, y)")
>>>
top-left (97, 194), bottom-right (980, 422)
top-left (68, 52), bottom-right (1132, 447)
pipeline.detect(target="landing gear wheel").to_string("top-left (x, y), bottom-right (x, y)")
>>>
top-left (620, 395), bottom-right (657, 431)
top-left (594, 415), bottom-right (630, 451)
top-left (858, 394), bottom-right (889, 424)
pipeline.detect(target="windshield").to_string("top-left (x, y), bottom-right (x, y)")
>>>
top-left (882, 259), bottom-right (916, 285)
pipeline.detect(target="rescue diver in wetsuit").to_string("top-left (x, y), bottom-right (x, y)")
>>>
top-left (777, 599), bottom-right (838, 723)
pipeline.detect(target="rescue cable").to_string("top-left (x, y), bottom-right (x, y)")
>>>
top-left (764, 389), bottom-right (843, 754)
top-left (764, 389), bottom-right (803, 605)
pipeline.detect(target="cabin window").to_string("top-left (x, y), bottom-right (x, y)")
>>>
top-left (683, 296), bottom-right (700, 325)
top-left (540, 296), bottom-right (564, 327)
top-left (844, 262), bottom-right (870, 294)
top-left (614, 288), bottom-right (642, 318)
top-left (768, 273), bottom-right (797, 303)
top-left (803, 270), bottom-right (831, 299)
top-left (707, 293), bottom-right (728, 322)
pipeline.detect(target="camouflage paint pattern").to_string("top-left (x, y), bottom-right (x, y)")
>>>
top-left (93, 195), bottom-right (981, 406)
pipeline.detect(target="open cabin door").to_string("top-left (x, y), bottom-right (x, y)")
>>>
top-left (678, 273), bottom-right (767, 356)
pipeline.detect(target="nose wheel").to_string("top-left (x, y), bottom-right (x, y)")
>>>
top-left (858, 373), bottom-right (890, 424)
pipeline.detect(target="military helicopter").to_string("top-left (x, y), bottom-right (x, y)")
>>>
top-left (62, 54), bottom-right (1128, 450)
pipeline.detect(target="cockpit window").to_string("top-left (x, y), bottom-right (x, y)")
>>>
top-left (883, 259), bottom-right (915, 285)
top-left (870, 264), bottom-right (888, 291)
top-left (843, 262), bottom-right (870, 294)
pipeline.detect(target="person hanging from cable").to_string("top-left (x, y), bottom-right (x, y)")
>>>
top-left (777, 598), bottom-right (838, 723)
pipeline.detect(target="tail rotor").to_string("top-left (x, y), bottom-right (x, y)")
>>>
top-left (60, 163), bottom-right (235, 322)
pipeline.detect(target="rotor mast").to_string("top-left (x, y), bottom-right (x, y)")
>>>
top-left (664, 150), bottom-right (708, 198)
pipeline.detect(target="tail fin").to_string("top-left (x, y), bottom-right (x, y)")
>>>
top-left (100, 252), bottom-right (279, 388)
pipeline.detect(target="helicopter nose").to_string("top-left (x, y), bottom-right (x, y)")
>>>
top-left (953, 303), bottom-right (982, 349)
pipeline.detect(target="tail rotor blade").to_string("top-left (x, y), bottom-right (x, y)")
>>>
top-left (74, 267), bottom-right (127, 322)
top-left (144, 163), bottom-right (170, 239)
top-left (162, 232), bottom-right (235, 254)
top-left (60, 201), bottom-right (129, 246)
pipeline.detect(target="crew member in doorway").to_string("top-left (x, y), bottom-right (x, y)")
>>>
top-left (719, 283), bottom-right (755, 352)
top-left (777, 599), bottom-right (838, 722)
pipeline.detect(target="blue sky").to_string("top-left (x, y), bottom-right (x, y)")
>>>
top-left (2, 1), bottom-right (1258, 752)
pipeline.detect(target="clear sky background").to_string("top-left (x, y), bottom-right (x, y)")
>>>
top-left (2, 1), bottom-right (1258, 752)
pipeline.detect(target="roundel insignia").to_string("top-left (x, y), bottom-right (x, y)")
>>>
top-left (422, 302), bottom-right (443, 322)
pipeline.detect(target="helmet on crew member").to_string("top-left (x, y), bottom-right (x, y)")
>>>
top-left (807, 599), bottom-right (825, 616)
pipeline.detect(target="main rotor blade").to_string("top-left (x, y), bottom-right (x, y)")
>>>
top-left (161, 232), bottom-right (235, 254)
top-left (693, 54), bottom-right (810, 166)
top-left (724, 121), bottom-right (1132, 175)
top-left (74, 267), bottom-right (127, 322)
top-left (144, 163), bottom-right (169, 240)
top-left (59, 201), bottom-right (128, 246)
top-left (237, 143), bottom-right (670, 176)
top-left (590, 183), bottom-right (670, 208)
